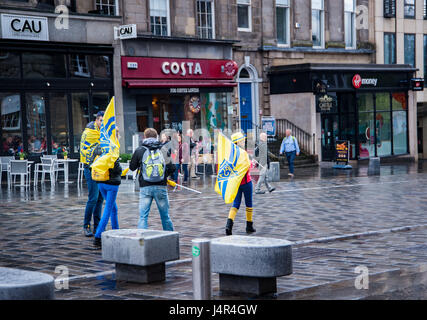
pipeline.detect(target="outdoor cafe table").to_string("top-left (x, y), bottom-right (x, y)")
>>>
top-left (55, 159), bottom-right (78, 184)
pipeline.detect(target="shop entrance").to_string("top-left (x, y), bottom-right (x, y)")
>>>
top-left (321, 113), bottom-right (339, 161)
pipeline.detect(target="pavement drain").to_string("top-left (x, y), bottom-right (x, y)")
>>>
top-left (293, 247), bottom-right (347, 260)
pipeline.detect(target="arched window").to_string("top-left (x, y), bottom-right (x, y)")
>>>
top-left (239, 68), bottom-right (250, 79)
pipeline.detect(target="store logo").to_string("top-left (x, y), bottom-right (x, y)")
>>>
top-left (1, 14), bottom-right (49, 41)
top-left (352, 74), bottom-right (362, 89)
top-left (318, 95), bottom-right (334, 112)
top-left (223, 61), bottom-right (238, 77)
top-left (162, 61), bottom-right (203, 76)
top-left (352, 74), bottom-right (378, 88)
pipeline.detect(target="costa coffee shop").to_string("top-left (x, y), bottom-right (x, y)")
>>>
top-left (0, 11), bottom-right (119, 158)
top-left (119, 36), bottom-right (238, 152)
top-left (269, 64), bottom-right (420, 162)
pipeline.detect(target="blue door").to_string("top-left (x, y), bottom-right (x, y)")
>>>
top-left (239, 83), bottom-right (252, 133)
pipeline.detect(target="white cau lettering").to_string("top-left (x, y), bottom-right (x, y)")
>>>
top-left (194, 62), bottom-right (202, 75)
top-left (162, 62), bottom-right (170, 74)
top-left (170, 62), bottom-right (180, 74)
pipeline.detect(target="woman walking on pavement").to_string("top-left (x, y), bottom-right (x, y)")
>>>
top-left (225, 132), bottom-right (256, 236)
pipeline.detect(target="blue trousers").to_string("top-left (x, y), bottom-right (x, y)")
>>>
top-left (285, 151), bottom-right (296, 174)
top-left (173, 164), bottom-right (188, 182)
top-left (83, 167), bottom-right (103, 230)
top-left (232, 181), bottom-right (253, 209)
top-left (94, 183), bottom-right (119, 239)
top-left (138, 185), bottom-right (174, 231)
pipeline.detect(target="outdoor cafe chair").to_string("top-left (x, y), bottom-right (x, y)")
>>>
top-left (77, 161), bottom-right (85, 185)
top-left (42, 155), bottom-right (65, 181)
top-left (34, 158), bottom-right (56, 187)
top-left (0, 156), bottom-right (14, 186)
top-left (8, 160), bottom-right (31, 188)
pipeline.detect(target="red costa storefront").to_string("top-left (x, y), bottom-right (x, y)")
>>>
top-left (121, 56), bottom-right (238, 138)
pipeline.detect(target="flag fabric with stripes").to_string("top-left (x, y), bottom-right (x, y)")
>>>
top-left (79, 128), bottom-right (100, 165)
top-left (91, 97), bottom-right (120, 175)
top-left (215, 133), bottom-right (251, 204)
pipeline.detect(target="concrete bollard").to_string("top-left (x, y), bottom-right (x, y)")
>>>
top-left (368, 157), bottom-right (380, 175)
top-left (192, 238), bottom-right (211, 300)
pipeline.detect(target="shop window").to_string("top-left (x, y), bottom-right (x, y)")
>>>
top-left (72, 93), bottom-right (90, 154)
top-left (70, 54), bottom-right (90, 78)
top-left (92, 92), bottom-right (111, 120)
top-left (344, 0), bottom-right (356, 49)
top-left (384, 0), bottom-right (396, 17)
top-left (404, 0), bottom-right (415, 19)
top-left (384, 33), bottom-right (396, 64)
top-left (22, 53), bottom-right (66, 78)
top-left (358, 93), bottom-right (374, 159)
top-left (49, 93), bottom-right (69, 154)
top-left (150, 0), bottom-right (170, 36)
top-left (404, 34), bottom-right (415, 68)
top-left (312, 0), bottom-right (324, 48)
top-left (89, 55), bottom-right (111, 78)
top-left (197, 0), bottom-right (215, 39)
top-left (0, 51), bottom-right (20, 79)
top-left (237, 0), bottom-right (251, 32)
top-left (276, 0), bottom-right (290, 45)
top-left (95, 0), bottom-right (117, 16)
top-left (1, 93), bottom-right (22, 156)
top-left (376, 111), bottom-right (392, 157)
top-left (391, 93), bottom-right (408, 155)
top-left (26, 93), bottom-right (47, 156)
top-left (424, 0), bottom-right (427, 19)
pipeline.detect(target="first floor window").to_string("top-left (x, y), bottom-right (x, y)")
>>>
top-left (237, 0), bottom-right (251, 31)
top-left (344, 0), bottom-right (356, 48)
top-left (404, 34), bottom-right (415, 67)
top-left (312, 0), bottom-right (324, 48)
top-left (276, 0), bottom-right (290, 45)
top-left (95, 0), bottom-right (117, 16)
top-left (150, 0), bottom-right (169, 36)
top-left (384, 33), bottom-right (396, 64)
top-left (197, 0), bottom-right (215, 39)
top-left (404, 0), bottom-right (415, 18)
top-left (424, 35), bottom-right (427, 86)
top-left (384, 0), bottom-right (396, 17)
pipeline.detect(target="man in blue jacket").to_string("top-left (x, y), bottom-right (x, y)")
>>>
top-left (279, 129), bottom-right (300, 178)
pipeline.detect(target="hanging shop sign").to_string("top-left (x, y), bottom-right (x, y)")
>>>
top-left (261, 116), bottom-right (276, 136)
top-left (1, 14), bottom-right (49, 41)
top-left (410, 78), bottom-right (424, 91)
top-left (114, 24), bottom-right (137, 40)
top-left (316, 94), bottom-right (337, 113)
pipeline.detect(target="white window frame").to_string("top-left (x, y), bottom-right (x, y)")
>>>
top-left (344, 0), bottom-right (356, 49)
top-left (150, 0), bottom-right (171, 37)
top-left (311, 0), bottom-right (324, 49)
top-left (95, 0), bottom-right (118, 16)
top-left (237, 0), bottom-right (252, 32)
top-left (276, 0), bottom-right (290, 47)
top-left (196, 0), bottom-right (216, 39)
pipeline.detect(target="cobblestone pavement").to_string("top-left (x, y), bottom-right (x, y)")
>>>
top-left (1, 161), bottom-right (427, 299)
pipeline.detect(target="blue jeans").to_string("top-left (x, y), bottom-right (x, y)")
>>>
top-left (83, 167), bottom-right (103, 230)
top-left (138, 185), bottom-right (173, 231)
top-left (94, 183), bottom-right (119, 239)
top-left (173, 164), bottom-right (188, 182)
top-left (285, 151), bottom-right (296, 174)
top-left (232, 181), bottom-right (253, 209)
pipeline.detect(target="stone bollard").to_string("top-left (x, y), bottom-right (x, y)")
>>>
top-left (368, 157), bottom-right (380, 175)
top-left (102, 229), bottom-right (179, 283)
top-left (192, 238), bottom-right (211, 300)
top-left (267, 162), bottom-right (280, 182)
top-left (0, 267), bottom-right (54, 300)
top-left (211, 236), bottom-right (293, 296)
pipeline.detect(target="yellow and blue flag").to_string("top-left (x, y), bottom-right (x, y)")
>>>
top-left (91, 97), bottom-right (120, 174)
top-left (215, 133), bottom-right (251, 204)
top-left (80, 127), bottom-right (100, 165)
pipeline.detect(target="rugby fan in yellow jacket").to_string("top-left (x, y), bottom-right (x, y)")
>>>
top-left (80, 111), bottom-right (104, 238)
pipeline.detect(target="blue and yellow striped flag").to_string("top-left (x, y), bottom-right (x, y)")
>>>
top-left (80, 127), bottom-right (100, 165)
top-left (91, 97), bottom-right (120, 175)
top-left (215, 133), bottom-right (251, 204)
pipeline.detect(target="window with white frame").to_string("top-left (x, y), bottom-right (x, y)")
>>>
top-left (95, 0), bottom-right (117, 16)
top-left (344, 0), bottom-right (356, 49)
top-left (197, 0), bottom-right (215, 39)
top-left (311, 0), bottom-right (324, 48)
top-left (276, 0), bottom-right (290, 45)
top-left (70, 55), bottom-right (90, 78)
top-left (237, 0), bottom-right (251, 31)
top-left (150, 0), bottom-right (170, 36)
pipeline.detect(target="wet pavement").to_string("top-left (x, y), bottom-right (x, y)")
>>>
top-left (1, 161), bottom-right (427, 299)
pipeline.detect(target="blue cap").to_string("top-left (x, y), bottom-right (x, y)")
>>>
top-left (96, 111), bottom-right (105, 118)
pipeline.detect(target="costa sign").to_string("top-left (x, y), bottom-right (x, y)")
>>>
top-left (122, 57), bottom-right (238, 80)
top-left (1, 14), bottom-right (49, 41)
top-left (352, 74), bottom-right (378, 89)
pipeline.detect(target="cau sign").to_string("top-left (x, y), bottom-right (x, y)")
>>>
top-left (1, 14), bottom-right (49, 41)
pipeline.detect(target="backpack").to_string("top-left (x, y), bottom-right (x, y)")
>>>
top-left (91, 155), bottom-right (110, 182)
top-left (141, 146), bottom-right (166, 183)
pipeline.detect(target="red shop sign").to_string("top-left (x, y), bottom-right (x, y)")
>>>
top-left (352, 74), bottom-right (362, 89)
top-left (121, 57), bottom-right (238, 80)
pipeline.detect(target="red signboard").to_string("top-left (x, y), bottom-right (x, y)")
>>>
top-left (121, 57), bottom-right (238, 80)
top-left (352, 74), bottom-right (362, 89)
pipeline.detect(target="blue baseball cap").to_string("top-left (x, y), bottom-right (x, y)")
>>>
top-left (96, 111), bottom-right (105, 118)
